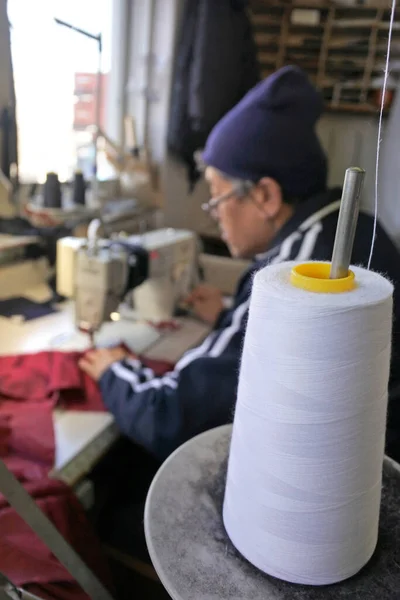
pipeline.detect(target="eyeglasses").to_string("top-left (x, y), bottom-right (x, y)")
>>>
top-left (201, 189), bottom-right (237, 214)
top-left (201, 181), bottom-right (254, 215)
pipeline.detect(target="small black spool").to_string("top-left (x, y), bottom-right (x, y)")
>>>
top-left (72, 171), bottom-right (86, 205)
top-left (43, 172), bottom-right (62, 208)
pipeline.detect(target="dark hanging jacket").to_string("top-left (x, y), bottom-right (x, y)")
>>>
top-left (167, 0), bottom-right (260, 187)
top-left (99, 188), bottom-right (400, 463)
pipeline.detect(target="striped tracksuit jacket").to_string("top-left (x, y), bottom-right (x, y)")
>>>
top-left (99, 188), bottom-right (400, 461)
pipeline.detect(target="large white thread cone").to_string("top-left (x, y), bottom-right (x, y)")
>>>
top-left (223, 262), bottom-right (393, 585)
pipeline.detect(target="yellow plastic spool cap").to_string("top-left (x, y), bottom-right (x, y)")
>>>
top-left (290, 262), bottom-right (356, 293)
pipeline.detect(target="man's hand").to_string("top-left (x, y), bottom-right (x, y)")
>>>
top-left (185, 284), bottom-right (224, 325)
top-left (79, 347), bottom-right (129, 381)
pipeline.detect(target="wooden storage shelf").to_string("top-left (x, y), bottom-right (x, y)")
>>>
top-left (328, 102), bottom-right (388, 115)
top-left (250, 0), bottom-right (399, 115)
top-left (253, 0), bottom-right (394, 10)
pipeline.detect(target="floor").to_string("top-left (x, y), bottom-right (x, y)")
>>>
top-left (88, 441), bottom-right (171, 599)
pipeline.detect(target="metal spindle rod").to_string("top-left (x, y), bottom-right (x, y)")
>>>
top-left (330, 167), bottom-right (365, 279)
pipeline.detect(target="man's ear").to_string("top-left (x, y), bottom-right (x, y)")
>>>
top-left (252, 177), bottom-right (283, 219)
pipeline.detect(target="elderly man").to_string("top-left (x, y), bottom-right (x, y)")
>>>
top-left (80, 66), bottom-right (400, 463)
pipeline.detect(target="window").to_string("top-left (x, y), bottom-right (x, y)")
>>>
top-left (8, 0), bottom-right (112, 182)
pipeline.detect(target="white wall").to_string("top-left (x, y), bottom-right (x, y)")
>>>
top-left (318, 113), bottom-right (378, 214)
top-left (107, 0), bottom-right (131, 146)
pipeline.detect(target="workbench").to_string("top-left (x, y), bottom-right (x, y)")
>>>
top-left (145, 424), bottom-right (400, 600)
top-left (0, 285), bottom-right (210, 487)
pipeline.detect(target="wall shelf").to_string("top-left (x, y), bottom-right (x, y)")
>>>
top-left (250, 0), bottom-right (399, 115)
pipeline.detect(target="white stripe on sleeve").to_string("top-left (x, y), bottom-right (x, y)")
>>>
top-left (174, 331), bottom-right (217, 372)
top-left (111, 362), bottom-right (140, 385)
top-left (208, 300), bottom-right (250, 358)
top-left (111, 361), bottom-right (178, 391)
top-left (294, 222), bottom-right (323, 261)
top-left (124, 357), bottom-right (155, 381)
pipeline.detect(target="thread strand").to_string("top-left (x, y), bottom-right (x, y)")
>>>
top-left (368, 0), bottom-right (396, 269)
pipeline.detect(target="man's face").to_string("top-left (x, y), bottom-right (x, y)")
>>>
top-left (205, 168), bottom-right (276, 259)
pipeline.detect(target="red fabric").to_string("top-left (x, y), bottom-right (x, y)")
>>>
top-left (0, 475), bottom-right (114, 599)
top-left (0, 351), bottom-right (105, 412)
top-left (141, 356), bottom-right (175, 377)
top-left (25, 583), bottom-right (92, 600)
top-left (0, 350), bottom-right (173, 414)
top-left (0, 349), bottom-right (173, 597)
top-left (1, 401), bottom-right (55, 466)
top-left (0, 351), bottom-right (106, 471)
top-left (0, 479), bottom-right (113, 590)
top-left (0, 351), bottom-right (115, 598)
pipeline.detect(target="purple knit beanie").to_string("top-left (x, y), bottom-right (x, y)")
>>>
top-left (202, 66), bottom-right (327, 199)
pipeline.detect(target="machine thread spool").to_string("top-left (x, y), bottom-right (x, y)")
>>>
top-left (43, 172), bottom-right (62, 209)
top-left (223, 261), bottom-right (393, 585)
top-left (72, 170), bottom-right (86, 205)
top-left (223, 166), bottom-right (393, 585)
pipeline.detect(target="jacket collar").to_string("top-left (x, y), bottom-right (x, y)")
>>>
top-left (256, 187), bottom-right (342, 262)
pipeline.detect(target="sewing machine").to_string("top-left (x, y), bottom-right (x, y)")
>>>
top-left (56, 225), bottom-right (199, 340)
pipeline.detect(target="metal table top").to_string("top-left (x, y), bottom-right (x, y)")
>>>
top-left (145, 425), bottom-right (400, 600)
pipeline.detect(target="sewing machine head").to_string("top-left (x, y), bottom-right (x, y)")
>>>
top-left (56, 226), bottom-right (198, 334)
